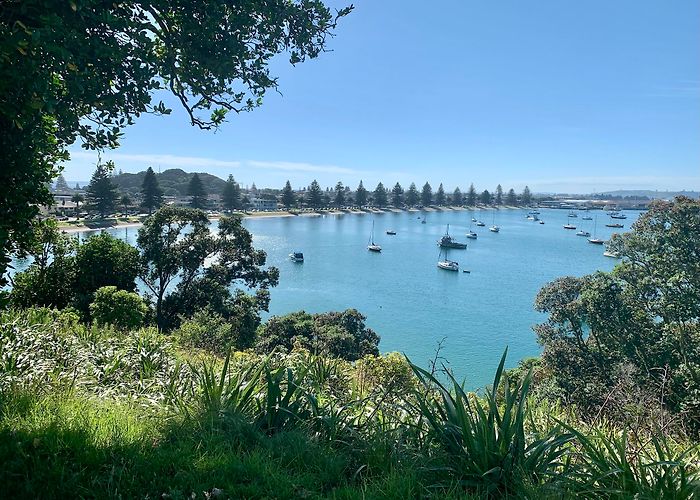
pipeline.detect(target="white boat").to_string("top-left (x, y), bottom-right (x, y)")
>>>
top-left (576, 230), bottom-right (590, 237)
top-left (588, 217), bottom-right (605, 244)
top-left (568, 212), bottom-right (578, 218)
top-left (466, 231), bottom-right (477, 239)
top-left (582, 216), bottom-right (593, 221)
top-left (475, 220), bottom-right (485, 227)
top-left (489, 210), bottom-right (500, 232)
top-left (603, 250), bottom-right (620, 259)
top-left (367, 220), bottom-right (381, 252)
top-left (289, 251), bottom-right (304, 262)
top-left (563, 213), bottom-right (576, 229)
top-left (437, 248), bottom-right (459, 271)
top-left (539, 220), bottom-right (545, 224)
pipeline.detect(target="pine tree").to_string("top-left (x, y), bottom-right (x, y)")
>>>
top-left (71, 193), bottom-right (84, 218)
top-left (480, 189), bottom-right (492, 205)
top-left (141, 166), bottom-right (164, 214)
top-left (355, 180), bottom-right (368, 206)
top-left (221, 175), bottom-right (242, 212)
top-left (54, 174), bottom-right (71, 193)
top-left (466, 183), bottom-right (477, 206)
top-left (506, 188), bottom-right (517, 206)
top-left (495, 184), bottom-right (503, 205)
top-left (307, 180), bottom-right (323, 209)
top-left (281, 180), bottom-right (296, 209)
top-left (334, 181), bottom-right (345, 207)
top-left (522, 185), bottom-right (532, 206)
top-left (373, 182), bottom-right (388, 207)
top-left (452, 187), bottom-right (463, 206)
top-left (421, 182), bottom-right (432, 206)
top-left (85, 161), bottom-right (119, 217)
top-left (120, 194), bottom-right (131, 215)
top-left (435, 183), bottom-right (446, 206)
top-left (406, 183), bottom-right (419, 206)
top-left (391, 182), bottom-right (404, 207)
top-left (188, 173), bottom-right (207, 209)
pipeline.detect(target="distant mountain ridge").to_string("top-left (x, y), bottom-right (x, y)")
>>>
top-left (593, 190), bottom-right (699, 200)
top-left (111, 168), bottom-right (227, 197)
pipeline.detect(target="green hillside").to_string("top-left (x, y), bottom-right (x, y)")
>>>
top-left (113, 169), bottom-right (227, 197)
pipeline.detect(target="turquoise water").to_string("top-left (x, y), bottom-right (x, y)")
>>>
top-left (25, 208), bottom-right (640, 387)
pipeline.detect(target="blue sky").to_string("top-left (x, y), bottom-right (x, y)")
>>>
top-left (65, 0), bottom-right (699, 193)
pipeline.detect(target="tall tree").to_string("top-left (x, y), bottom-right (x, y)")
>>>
top-left (391, 182), bottom-right (404, 207)
top-left (85, 161), bottom-right (118, 217)
top-left (54, 174), bottom-right (71, 192)
top-left (495, 184), bottom-right (503, 205)
top-left (281, 180), bottom-right (296, 209)
top-left (522, 186), bottom-right (532, 206)
top-left (421, 182), bottom-right (432, 206)
top-left (188, 173), bottom-right (207, 209)
top-left (221, 175), bottom-right (242, 212)
top-left (373, 182), bottom-right (388, 207)
top-left (334, 181), bottom-right (345, 207)
top-left (406, 183), bottom-right (419, 207)
top-left (505, 188), bottom-right (517, 206)
top-left (140, 167), bottom-right (164, 215)
top-left (120, 194), bottom-right (131, 215)
top-left (0, 0), bottom-right (352, 287)
top-left (466, 183), bottom-right (477, 206)
top-left (355, 181), bottom-right (368, 206)
top-left (479, 189), bottom-right (492, 205)
top-left (452, 187), bottom-right (463, 206)
top-left (307, 180), bottom-right (323, 209)
top-left (71, 193), bottom-right (84, 218)
top-left (435, 183), bottom-right (446, 206)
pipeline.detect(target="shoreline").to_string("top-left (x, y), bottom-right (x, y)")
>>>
top-left (58, 205), bottom-right (523, 233)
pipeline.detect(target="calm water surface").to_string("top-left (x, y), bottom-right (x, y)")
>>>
top-left (56, 208), bottom-right (641, 387)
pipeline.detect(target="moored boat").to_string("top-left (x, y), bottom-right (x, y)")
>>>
top-left (438, 224), bottom-right (467, 249)
top-left (289, 251), bottom-right (304, 262)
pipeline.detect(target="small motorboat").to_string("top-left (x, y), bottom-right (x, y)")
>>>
top-left (563, 224), bottom-right (576, 229)
top-left (603, 250), bottom-right (621, 259)
top-left (539, 220), bottom-right (545, 224)
top-left (489, 225), bottom-right (500, 233)
top-left (471, 217), bottom-right (477, 222)
top-left (610, 213), bottom-right (627, 219)
top-left (386, 230), bottom-right (397, 235)
top-left (462, 269), bottom-right (471, 274)
top-left (568, 212), bottom-right (578, 218)
top-left (576, 230), bottom-right (591, 237)
top-left (466, 231), bottom-right (478, 239)
top-left (289, 251), bottom-right (304, 262)
top-left (475, 221), bottom-right (485, 227)
top-left (588, 238), bottom-right (605, 245)
top-left (606, 223), bottom-right (624, 228)
top-left (582, 216), bottom-right (593, 221)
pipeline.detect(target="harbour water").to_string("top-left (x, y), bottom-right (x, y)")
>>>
top-left (30, 208), bottom-right (641, 388)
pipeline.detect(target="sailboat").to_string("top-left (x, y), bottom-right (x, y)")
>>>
top-left (576, 217), bottom-right (590, 237)
top-left (437, 247), bottom-right (459, 271)
top-left (438, 224), bottom-right (467, 249)
top-left (489, 209), bottom-right (500, 232)
top-left (466, 219), bottom-right (478, 239)
top-left (588, 216), bottom-right (605, 244)
top-left (563, 213), bottom-right (576, 230)
top-left (367, 220), bottom-right (381, 252)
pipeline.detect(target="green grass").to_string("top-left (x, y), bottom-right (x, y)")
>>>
top-left (0, 309), bottom-right (698, 498)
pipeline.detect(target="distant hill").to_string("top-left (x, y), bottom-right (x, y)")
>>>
top-left (112, 169), bottom-right (227, 197)
top-left (593, 190), bottom-right (699, 200)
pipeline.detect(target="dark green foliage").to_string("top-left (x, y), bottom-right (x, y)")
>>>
top-left (506, 188), bottom-right (517, 206)
top-left (281, 180), bottom-right (296, 209)
top-left (435, 183), bottom-right (446, 206)
top-left (373, 182), bottom-right (388, 207)
top-left (334, 181), bottom-right (345, 207)
top-left (480, 189), bottom-right (491, 205)
top-left (187, 173), bottom-right (207, 209)
top-left (256, 309), bottom-right (380, 361)
top-left (138, 206), bottom-right (278, 332)
top-left (85, 161), bottom-right (119, 216)
top-left (495, 184), bottom-right (503, 205)
top-left (421, 182), bottom-right (432, 206)
top-left (0, 0), bottom-right (350, 285)
top-left (306, 180), bottom-right (323, 209)
top-left (355, 180), bottom-right (368, 206)
top-left (535, 197), bottom-right (700, 430)
top-left (466, 183), bottom-right (477, 206)
top-left (140, 167), bottom-right (163, 214)
top-left (452, 187), bottom-right (463, 206)
top-left (9, 221), bottom-right (76, 309)
top-left (522, 186), bottom-right (532, 205)
top-left (405, 182), bottom-right (420, 206)
top-left (221, 174), bottom-right (242, 212)
top-left (391, 182), bottom-right (404, 207)
top-left (90, 286), bottom-right (148, 330)
top-left (74, 232), bottom-right (140, 314)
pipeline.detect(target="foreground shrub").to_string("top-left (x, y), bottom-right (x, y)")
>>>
top-left (89, 286), bottom-right (148, 330)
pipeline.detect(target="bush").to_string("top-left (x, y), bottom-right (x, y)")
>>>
top-left (255, 309), bottom-right (380, 361)
top-left (89, 286), bottom-right (148, 330)
top-left (172, 309), bottom-right (236, 355)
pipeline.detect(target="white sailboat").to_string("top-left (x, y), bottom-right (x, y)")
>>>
top-left (588, 216), bottom-right (605, 244)
top-left (367, 220), bottom-right (381, 252)
top-left (437, 248), bottom-right (459, 271)
top-left (489, 209), bottom-right (500, 233)
top-left (563, 213), bottom-right (576, 230)
top-left (466, 219), bottom-right (478, 239)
